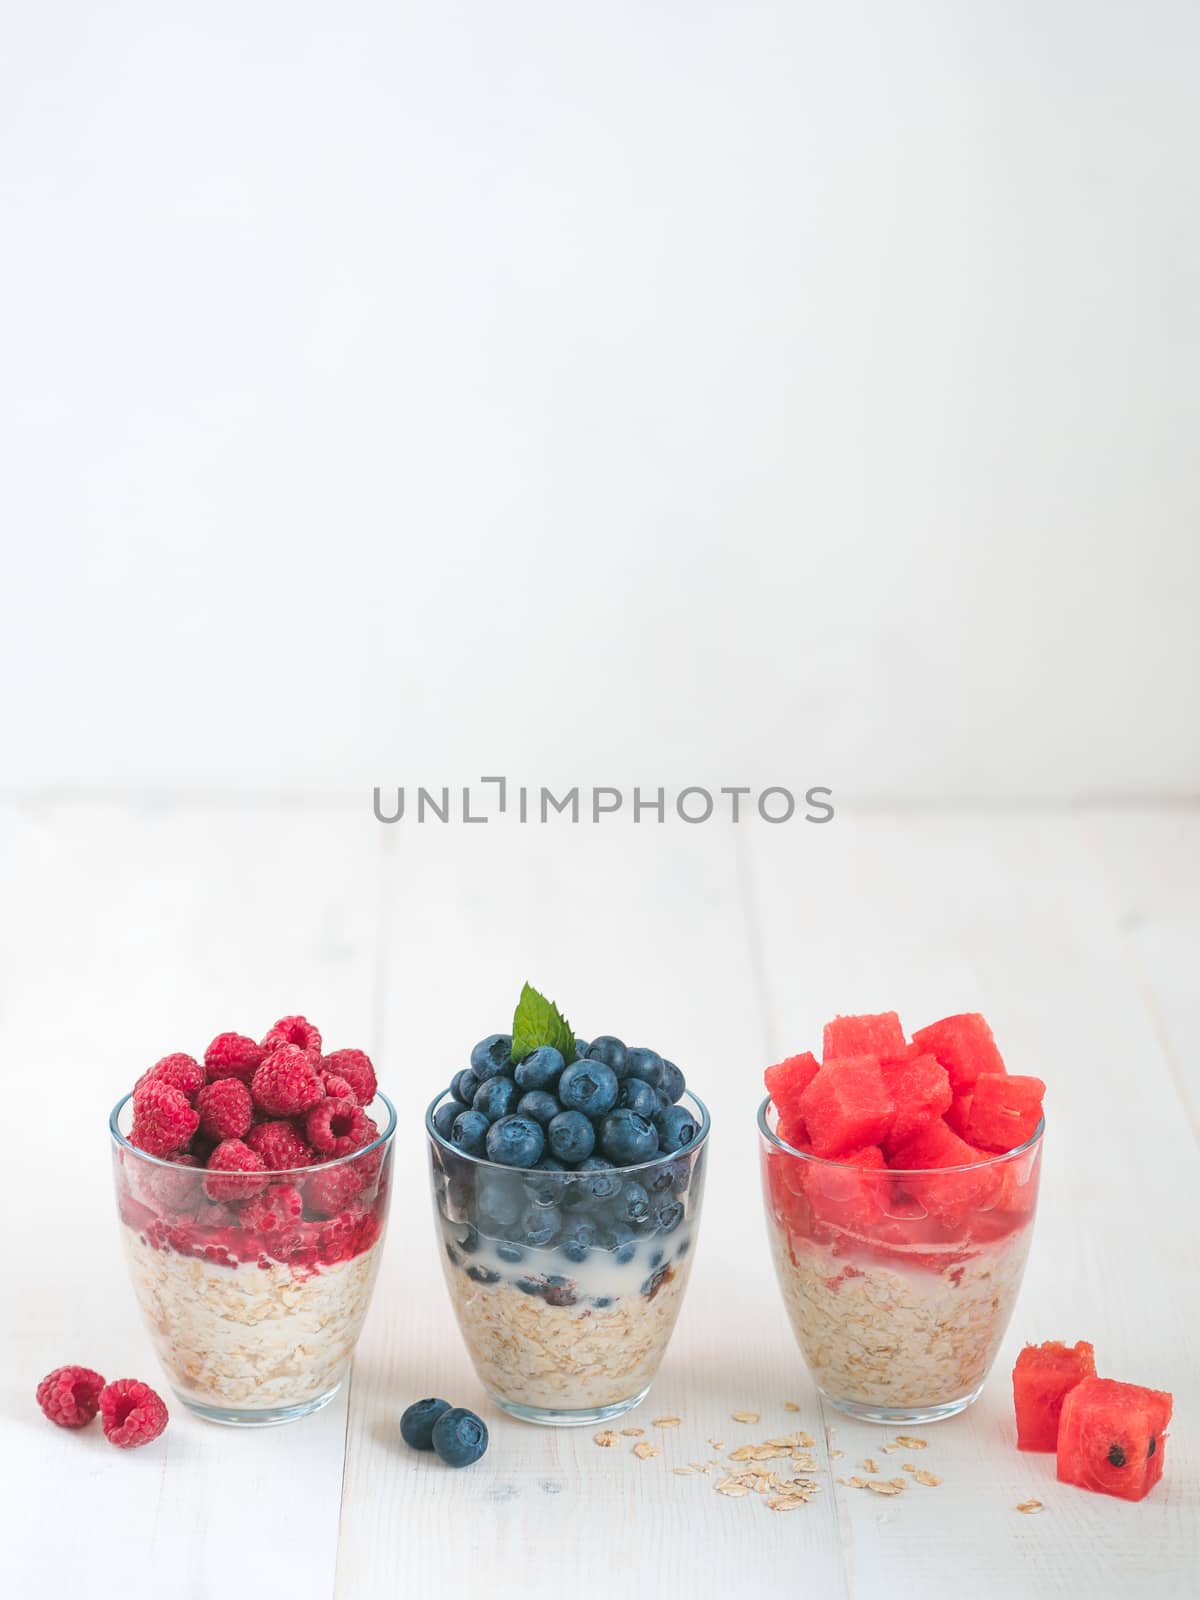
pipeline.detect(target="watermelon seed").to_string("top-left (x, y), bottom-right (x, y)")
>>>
top-left (1107, 1444), bottom-right (1128, 1467)
top-left (1147, 1436), bottom-right (1157, 1457)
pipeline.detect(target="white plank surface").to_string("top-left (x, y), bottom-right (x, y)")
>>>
top-left (0, 802), bottom-right (1195, 1598)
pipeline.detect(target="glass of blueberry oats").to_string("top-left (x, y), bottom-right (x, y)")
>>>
top-left (426, 984), bottom-right (710, 1426)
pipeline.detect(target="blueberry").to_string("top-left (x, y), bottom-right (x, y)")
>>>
top-left (514, 1045), bottom-right (564, 1091)
top-left (658, 1059), bottom-right (686, 1102)
top-left (433, 1099), bottom-right (464, 1140)
top-left (541, 1275), bottom-right (577, 1307)
top-left (516, 1276), bottom-right (543, 1295)
top-left (603, 1220), bottom-right (637, 1262)
top-left (560, 1218), bottom-right (597, 1262)
top-left (616, 1077), bottom-right (659, 1117)
top-left (642, 1264), bottom-right (672, 1300)
top-left (400, 1397), bottom-right (451, 1451)
top-left (647, 1160), bottom-right (677, 1193)
top-left (454, 1223), bottom-right (480, 1254)
top-left (613, 1181), bottom-right (651, 1225)
top-left (473, 1075), bottom-right (519, 1121)
top-left (497, 1239), bottom-right (525, 1263)
top-left (598, 1108), bottom-right (660, 1166)
top-left (524, 1165), bottom-right (567, 1207)
top-left (557, 1059), bottom-right (619, 1118)
top-left (450, 1068), bottom-right (480, 1105)
top-left (559, 1177), bottom-right (592, 1212)
top-left (649, 1247), bottom-right (664, 1267)
top-left (478, 1175), bottom-right (522, 1227)
top-left (521, 1204), bottom-right (562, 1247)
top-left (451, 1109), bottom-right (490, 1157)
top-left (594, 1297), bottom-right (613, 1308)
top-left (470, 1034), bottom-right (513, 1079)
top-left (676, 1236), bottom-right (690, 1258)
top-left (445, 1242), bottom-right (460, 1266)
top-left (572, 1038), bottom-right (589, 1060)
top-left (547, 1108), bottom-right (596, 1164)
top-left (467, 1263), bottom-right (500, 1284)
top-left (517, 1089), bottom-right (560, 1127)
top-left (654, 1197), bottom-right (684, 1234)
top-left (577, 1155), bottom-right (622, 1201)
top-left (485, 1114), bottom-right (546, 1168)
top-left (624, 1047), bottom-right (663, 1085)
top-left (586, 1036), bottom-right (627, 1077)
top-left (653, 1104), bottom-right (699, 1154)
top-left (431, 1406), bottom-right (488, 1468)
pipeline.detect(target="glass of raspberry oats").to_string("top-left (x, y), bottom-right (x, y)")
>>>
top-left (110, 1018), bottom-right (395, 1426)
top-left (426, 985), bottom-right (711, 1426)
top-left (760, 1011), bottom-right (1044, 1424)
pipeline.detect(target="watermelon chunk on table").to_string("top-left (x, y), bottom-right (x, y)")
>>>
top-left (1057, 1378), bottom-right (1173, 1501)
top-left (911, 1012), bottom-right (1007, 1091)
top-left (1013, 1341), bottom-right (1096, 1451)
top-left (965, 1073), bottom-right (1045, 1152)
top-left (822, 1011), bottom-right (907, 1063)
top-left (881, 1052), bottom-right (952, 1153)
top-left (798, 1056), bottom-right (894, 1158)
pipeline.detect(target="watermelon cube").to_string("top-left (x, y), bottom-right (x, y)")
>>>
top-left (1057, 1378), bottom-right (1173, 1501)
top-left (798, 1056), bottom-right (894, 1158)
top-left (822, 1012), bottom-right (907, 1063)
top-left (944, 1089), bottom-right (973, 1136)
top-left (777, 1115), bottom-right (811, 1153)
top-left (807, 1144), bottom-right (888, 1229)
top-left (888, 1117), bottom-right (999, 1217)
top-left (764, 1052), bottom-right (820, 1126)
top-left (881, 1052), bottom-right (952, 1154)
top-left (1013, 1341), bottom-right (1096, 1451)
top-left (911, 1012), bottom-right (1007, 1091)
top-left (964, 1073), bottom-right (1045, 1152)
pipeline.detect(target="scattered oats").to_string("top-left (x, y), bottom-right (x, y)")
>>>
top-left (767, 1495), bottom-right (809, 1511)
top-left (894, 1435), bottom-right (928, 1449)
top-left (880, 1442), bottom-right (902, 1453)
top-left (673, 1466), bottom-right (694, 1476)
top-left (830, 1448), bottom-right (845, 1459)
top-left (633, 1441), bottom-right (661, 1460)
top-left (707, 1440), bottom-right (725, 1451)
top-left (847, 1476), bottom-right (870, 1488)
top-left (620, 1427), bottom-right (644, 1437)
top-left (653, 1416), bottom-right (682, 1428)
top-left (866, 1478), bottom-right (907, 1497)
top-left (593, 1430), bottom-right (619, 1448)
top-left (1016, 1499), bottom-right (1044, 1515)
top-left (796, 1431), bottom-right (816, 1448)
top-left (911, 1470), bottom-right (942, 1487)
top-left (716, 1478), bottom-right (751, 1497)
top-left (731, 1411), bottom-right (760, 1424)
top-left (783, 1400), bottom-right (801, 1412)
top-left (860, 1458), bottom-right (880, 1474)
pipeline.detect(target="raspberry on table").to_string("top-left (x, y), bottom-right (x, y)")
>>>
top-left (204, 1138), bottom-right (270, 1201)
top-left (130, 1080), bottom-right (200, 1157)
top-left (320, 1048), bottom-right (377, 1106)
top-left (99, 1379), bottom-right (169, 1448)
top-left (204, 1032), bottom-right (266, 1084)
top-left (36, 1365), bottom-right (106, 1428)
top-left (306, 1097), bottom-right (372, 1157)
top-left (195, 1077), bottom-right (254, 1142)
top-left (251, 1045), bottom-right (324, 1116)
top-left (134, 1053), bottom-right (206, 1102)
top-left (245, 1118), bottom-right (314, 1171)
top-left (262, 1014), bottom-right (322, 1059)
top-left (240, 1183), bottom-right (304, 1233)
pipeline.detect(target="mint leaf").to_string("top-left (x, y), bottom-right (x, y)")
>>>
top-left (512, 981), bottom-right (575, 1062)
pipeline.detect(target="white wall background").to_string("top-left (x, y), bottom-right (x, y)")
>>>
top-left (2, 0), bottom-right (1196, 802)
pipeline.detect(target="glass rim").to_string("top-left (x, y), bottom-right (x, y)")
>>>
top-left (757, 1094), bottom-right (1044, 1174)
top-left (425, 1087), bottom-right (711, 1177)
top-left (109, 1089), bottom-right (398, 1177)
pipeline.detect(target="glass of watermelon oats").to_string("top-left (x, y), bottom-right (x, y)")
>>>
top-left (760, 1011), bottom-right (1044, 1425)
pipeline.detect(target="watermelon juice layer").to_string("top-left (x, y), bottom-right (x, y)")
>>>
top-left (759, 1102), bottom-right (1043, 1424)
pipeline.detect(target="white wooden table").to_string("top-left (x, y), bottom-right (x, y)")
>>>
top-left (2, 802), bottom-right (1196, 1598)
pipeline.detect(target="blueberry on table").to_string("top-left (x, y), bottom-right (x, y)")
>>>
top-left (578, 1156), bottom-right (622, 1201)
top-left (451, 1069), bottom-right (480, 1106)
top-left (432, 1406), bottom-right (489, 1468)
top-left (521, 1204), bottom-right (562, 1247)
top-left (473, 1075), bottom-right (519, 1121)
top-left (485, 1114), bottom-right (546, 1168)
top-left (547, 1108), bottom-right (596, 1164)
top-left (624, 1047), bottom-right (663, 1086)
top-left (514, 1045), bottom-right (564, 1091)
top-left (653, 1104), bottom-right (699, 1153)
top-left (451, 1109), bottom-right (491, 1157)
top-left (401, 1397), bottom-right (451, 1451)
top-left (617, 1077), bottom-right (659, 1118)
top-left (585, 1036), bottom-right (628, 1078)
top-left (599, 1108), bottom-right (660, 1165)
top-left (433, 1100), bottom-right (464, 1140)
top-left (558, 1059), bottom-right (619, 1118)
top-left (517, 1089), bottom-right (560, 1126)
top-left (657, 1060), bottom-right (686, 1103)
top-left (471, 1034), bottom-right (514, 1080)
top-left (614, 1181), bottom-right (650, 1225)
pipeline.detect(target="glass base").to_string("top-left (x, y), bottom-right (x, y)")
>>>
top-left (175, 1383), bottom-right (342, 1428)
top-left (487, 1384), bottom-right (651, 1428)
top-left (822, 1383), bottom-right (984, 1426)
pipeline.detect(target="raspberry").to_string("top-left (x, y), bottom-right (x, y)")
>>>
top-left (36, 1365), bottom-right (106, 1428)
top-left (305, 1163), bottom-right (365, 1217)
top-left (134, 1052), bottom-right (205, 1102)
top-left (262, 1014), bottom-right (322, 1059)
top-left (321, 1073), bottom-right (356, 1101)
top-left (204, 1139), bottom-right (269, 1202)
top-left (204, 1032), bottom-right (265, 1085)
top-left (99, 1378), bottom-right (169, 1448)
top-left (251, 1045), bottom-right (324, 1116)
top-left (306, 1097), bottom-right (372, 1157)
top-left (142, 1152), bottom-right (201, 1213)
top-left (130, 1080), bottom-right (200, 1157)
top-left (245, 1119), bottom-right (314, 1171)
top-left (195, 1078), bottom-right (253, 1142)
top-left (320, 1048), bottom-right (377, 1106)
top-left (240, 1183), bottom-right (304, 1233)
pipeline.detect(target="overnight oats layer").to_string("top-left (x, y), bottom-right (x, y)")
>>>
top-left (427, 1089), bottom-right (709, 1426)
top-left (111, 1091), bottom-right (395, 1426)
top-left (760, 1100), bottom-right (1043, 1424)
